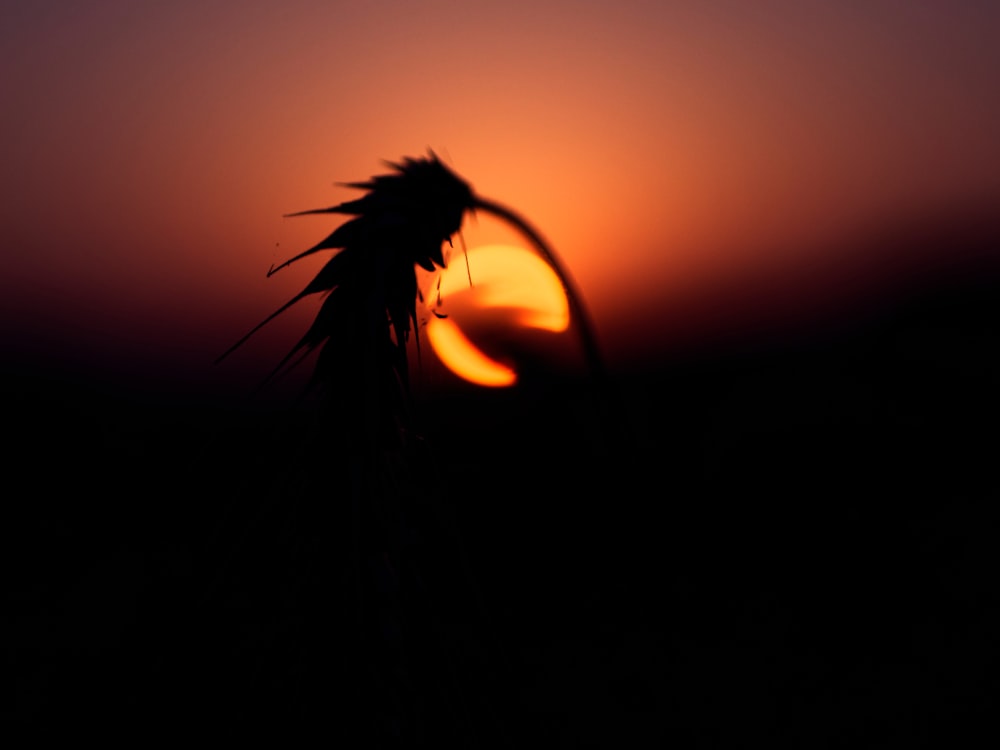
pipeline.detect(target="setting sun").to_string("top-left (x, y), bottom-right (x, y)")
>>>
top-left (425, 244), bottom-right (571, 386)
top-left (425, 317), bottom-right (516, 387)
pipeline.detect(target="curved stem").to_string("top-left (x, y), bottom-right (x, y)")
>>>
top-left (471, 196), bottom-right (607, 387)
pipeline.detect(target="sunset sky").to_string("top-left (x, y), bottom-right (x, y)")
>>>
top-left (3, 0), bottom-right (998, 397)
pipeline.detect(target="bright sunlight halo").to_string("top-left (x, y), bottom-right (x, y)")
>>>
top-left (425, 244), bottom-right (571, 387)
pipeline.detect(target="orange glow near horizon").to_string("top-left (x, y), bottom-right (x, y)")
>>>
top-left (3, 2), bottom-right (999, 386)
top-left (425, 244), bottom-right (570, 386)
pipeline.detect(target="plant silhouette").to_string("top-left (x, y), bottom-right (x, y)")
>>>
top-left (218, 152), bottom-right (604, 438)
top-left (213, 152), bottom-right (607, 745)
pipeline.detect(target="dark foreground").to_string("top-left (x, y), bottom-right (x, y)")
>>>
top-left (4, 233), bottom-right (1000, 745)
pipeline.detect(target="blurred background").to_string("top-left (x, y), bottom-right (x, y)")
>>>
top-left (3, 0), bottom-right (997, 392)
top-left (3, 1), bottom-right (999, 743)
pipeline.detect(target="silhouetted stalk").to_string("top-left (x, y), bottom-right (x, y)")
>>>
top-left (215, 154), bottom-right (616, 743)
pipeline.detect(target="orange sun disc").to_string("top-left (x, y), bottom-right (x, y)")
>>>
top-left (425, 244), bottom-right (570, 387)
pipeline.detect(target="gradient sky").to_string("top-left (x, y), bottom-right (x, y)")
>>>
top-left (3, 0), bottom-right (998, 396)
